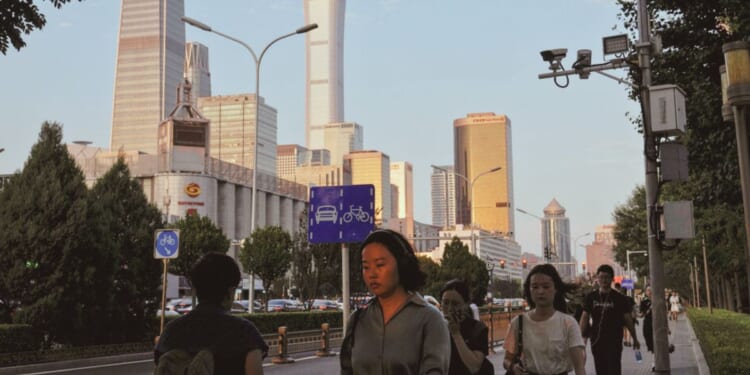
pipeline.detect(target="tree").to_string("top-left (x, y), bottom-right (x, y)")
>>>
top-left (239, 226), bottom-right (292, 301)
top-left (0, 122), bottom-right (113, 345)
top-left (168, 214), bottom-right (230, 278)
top-left (290, 212), bottom-right (315, 300)
top-left (89, 157), bottom-right (164, 342)
top-left (418, 256), bottom-right (442, 298)
top-left (1, 0), bottom-right (83, 55)
top-left (439, 237), bottom-right (489, 305)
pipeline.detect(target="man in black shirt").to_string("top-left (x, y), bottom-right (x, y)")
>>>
top-left (579, 265), bottom-right (640, 375)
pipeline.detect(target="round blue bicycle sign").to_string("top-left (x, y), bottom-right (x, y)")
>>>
top-left (154, 229), bottom-right (180, 259)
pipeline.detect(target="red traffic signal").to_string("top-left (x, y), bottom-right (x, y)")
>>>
top-left (500, 259), bottom-right (506, 269)
top-left (522, 258), bottom-right (527, 268)
top-left (582, 262), bottom-right (586, 271)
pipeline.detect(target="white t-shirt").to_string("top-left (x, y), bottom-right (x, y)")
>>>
top-left (470, 303), bottom-right (480, 320)
top-left (503, 310), bottom-right (585, 375)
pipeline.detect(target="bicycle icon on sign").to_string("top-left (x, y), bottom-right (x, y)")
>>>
top-left (159, 234), bottom-right (176, 248)
top-left (343, 205), bottom-right (370, 223)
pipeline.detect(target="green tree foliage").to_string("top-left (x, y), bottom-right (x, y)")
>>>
top-left (418, 256), bottom-right (442, 298)
top-left (168, 214), bottom-right (230, 278)
top-left (240, 226), bottom-right (292, 301)
top-left (290, 212), bottom-right (314, 300)
top-left (89, 158), bottom-right (164, 343)
top-left (0, 122), bottom-right (112, 345)
top-left (615, 0), bottom-right (750, 308)
top-left (0, 0), bottom-right (83, 55)
top-left (439, 237), bottom-right (489, 305)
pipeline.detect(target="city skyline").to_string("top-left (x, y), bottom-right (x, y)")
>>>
top-left (0, 0), bottom-right (644, 259)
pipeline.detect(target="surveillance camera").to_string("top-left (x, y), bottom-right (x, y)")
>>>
top-left (540, 48), bottom-right (568, 63)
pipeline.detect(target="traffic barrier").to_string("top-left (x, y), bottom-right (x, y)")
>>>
top-left (315, 323), bottom-right (336, 357)
top-left (271, 326), bottom-right (295, 364)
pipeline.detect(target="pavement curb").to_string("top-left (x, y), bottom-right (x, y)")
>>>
top-left (684, 315), bottom-right (711, 375)
top-left (0, 352), bottom-right (152, 375)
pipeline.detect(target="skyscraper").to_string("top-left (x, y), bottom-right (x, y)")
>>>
top-left (542, 198), bottom-right (572, 278)
top-left (344, 150), bottom-right (391, 225)
top-left (308, 121), bottom-right (363, 164)
top-left (111, 0), bottom-right (186, 154)
top-left (184, 42), bottom-right (211, 105)
top-left (303, 0), bottom-right (346, 149)
top-left (431, 165), bottom-right (456, 228)
top-left (454, 112), bottom-right (514, 235)
top-left (390, 161), bottom-right (413, 220)
top-left (197, 94), bottom-right (278, 176)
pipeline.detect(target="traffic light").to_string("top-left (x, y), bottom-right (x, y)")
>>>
top-left (500, 259), bottom-right (506, 269)
top-left (522, 258), bottom-right (527, 269)
top-left (544, 246), bottom-right (550, 261)
top-left (582, 262), bottom-right (586, 272)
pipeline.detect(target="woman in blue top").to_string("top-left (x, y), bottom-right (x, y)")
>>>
top-left (340, 229), bottom-right (450, 375)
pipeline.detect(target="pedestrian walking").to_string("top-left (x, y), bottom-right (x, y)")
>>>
top-left (440, 279), bottom-right (492, 375)
top-left (340, 229), bottom-right (450, 375)
top-left (154, 253), bottom-right (268, 375)
top-left (503, 264), bottom-right (586, 375)
top-left (669, 291), bottom-right (682, 321)
top-left (579, 264), bottom-right (640, 375)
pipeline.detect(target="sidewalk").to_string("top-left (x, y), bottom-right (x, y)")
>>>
top-left (486, 313), bottom-right (709, 374)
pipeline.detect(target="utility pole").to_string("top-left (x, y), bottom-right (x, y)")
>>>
top-left (635, 1), bottom-right (671, 371)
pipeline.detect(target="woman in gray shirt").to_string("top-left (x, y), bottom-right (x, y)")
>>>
top-left (340, 229), bottom-right (450, 375)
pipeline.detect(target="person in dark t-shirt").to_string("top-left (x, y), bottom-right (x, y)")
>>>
top-left (155, 253), bottom-right (268, 374)
top-left (579, 265), bottom-right (639, 375)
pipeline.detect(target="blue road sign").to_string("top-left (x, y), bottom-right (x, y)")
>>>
top-left (309, 185), bottom-right (375, 244)
top-left (622, 278), bottom-right (634, 290)
top-left (154, 229), bottom-right (180, 259)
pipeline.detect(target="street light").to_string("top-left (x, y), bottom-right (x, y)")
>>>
top-left (431, 165), bottom-right (502, 254)
top-left (183, 16), bottom-right (318, 313)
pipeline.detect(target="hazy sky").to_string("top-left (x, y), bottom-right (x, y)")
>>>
top-left (0, 0), bottom-right (644, 262)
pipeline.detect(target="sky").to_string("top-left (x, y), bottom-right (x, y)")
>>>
top-left (0, 0), bottom-right (645, 263)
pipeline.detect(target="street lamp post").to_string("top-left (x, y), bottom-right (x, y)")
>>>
top-left (485, 259), bottom-right (495, 353)
top-left (182, 16), bottom-right (317, 313)
top-left (431, 165), bottom-right (502, 254)
top-left (626, 250), bottom-right (648, 296)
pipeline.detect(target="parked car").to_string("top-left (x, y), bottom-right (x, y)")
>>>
top-left (165, 298), bottom-right (193, 315)
top-left (266, 299), bottom-right (306, 312)
top-left (156, 308), bottom-right (180, 318)
top-left (233, 299), bottom-right (263, 313)
top-left (310, 299), bottom-right (340, 311)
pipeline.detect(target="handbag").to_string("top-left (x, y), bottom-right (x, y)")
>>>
top-left (505, 314), bottom-right (523, 375)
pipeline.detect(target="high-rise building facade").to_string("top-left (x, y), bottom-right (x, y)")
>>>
top-left (303, 0), bottom-right (346, 147)
top-left (431, 165), bottom-right (456, 228)
top-left (197, 94), bottom-right (277, 176)
top-left (390, 161), bottom-right (413, 219)
top-left (111, 0), bottom-right (186, 154)
top-left (542, 198), bottom-right (572, 279)
top-left (308, 122), bottom-right (363, 164)
top-left (344, 150), bottom-right (391, 224)
top-left (184, 42), bottom-right (211, 105)
top-left (584, 224), bottom-right (626, 279)
top-left (454, 112), bottom-right (514, 235)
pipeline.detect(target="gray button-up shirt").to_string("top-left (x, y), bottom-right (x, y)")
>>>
top-left (348, 292), bottom-right (450, 375)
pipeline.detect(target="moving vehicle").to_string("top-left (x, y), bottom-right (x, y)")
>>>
top-left (266, 299), bottom-right (306, 312)
top-left (310, 299), bottom-right (340, 311)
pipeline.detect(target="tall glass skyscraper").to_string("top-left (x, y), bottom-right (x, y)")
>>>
top-left (303, 0), bottom-right (346, 150)
top-left (454, 112), bottom-right (514, 236)
top-left (184, 41), bottom-right (211, 106)
top-left (110, 0), bottom-right (186, 154)
top-left (431, 165), bottom-right (456, 228)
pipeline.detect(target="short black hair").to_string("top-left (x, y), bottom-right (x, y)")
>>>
top-left (361, 229), bottom-right (426, 291)
top-left (440, 279), bottom-right (470, 303)
top-left (596, 264), bottom-right (615, 276)
top-left (189, 252), bottom-right (241, 305)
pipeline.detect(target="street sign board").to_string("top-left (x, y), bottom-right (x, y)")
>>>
top-left (309, 185), bottom-right (375, 244)
top-left (621, 278), bottom-right (634, 290)
top-left (154, 229), bottom-right (180, 259)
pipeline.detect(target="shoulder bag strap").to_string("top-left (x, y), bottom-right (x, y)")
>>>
top-left (516, 314), bottom-right (523, 361)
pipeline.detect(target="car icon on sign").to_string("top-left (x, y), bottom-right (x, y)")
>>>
top-left (315, 205), bottom-right (338, 224)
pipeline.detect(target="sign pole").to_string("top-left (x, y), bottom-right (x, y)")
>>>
top-left (160, 258), bottom-right (169, 335)
top-left (342, 243), bottom-right (350, 335)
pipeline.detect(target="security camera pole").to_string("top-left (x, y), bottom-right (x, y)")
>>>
top-left (536, 2), bottom-right (672, 372)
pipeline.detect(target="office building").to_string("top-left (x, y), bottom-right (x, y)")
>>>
top-left (542, 198), bottom-right (573, 279)
top-left (111, 0), bottom-right (186, 154)
top-left (303, 0), bottom-right (346, 147)
top-left (431, 165), bottom-right (456, 228)
top-left (454, 112), bottom-right (514, 235)
top-left (197, 94), bottom-right (277, 176)
top-left (583, 224), bottom-right (626, 279)
top-left (184, 42), bottom-right (211, 105)
top-left (344, 150), bottom-right (391, 225)
top-left (308, 122), bottom-right (363, 164)
top-left (390, 161), bottom-right (413, 219)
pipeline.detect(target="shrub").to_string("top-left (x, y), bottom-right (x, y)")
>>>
top-left (0, 324), bottom-right (42, 353)
top-left (688, 308), bottom-right (750, 374)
